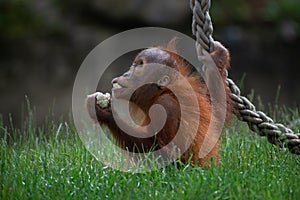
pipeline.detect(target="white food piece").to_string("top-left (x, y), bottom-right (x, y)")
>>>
top-left (96, 92), bottom-right (111, 108)
top-left (113, 83), bottom-right (122, 89)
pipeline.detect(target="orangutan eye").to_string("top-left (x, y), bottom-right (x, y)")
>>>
top-left (134, 58), bottom-right (145, 67)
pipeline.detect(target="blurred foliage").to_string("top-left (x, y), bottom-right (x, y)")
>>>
top-left (0, 0), bottom-right (38, 39)
top-left (0, 0), bottom-right (299, 39)
top-left (0, 0), bottom-right (66, 40)
top-left (211, 0), bottom-right (300, 25)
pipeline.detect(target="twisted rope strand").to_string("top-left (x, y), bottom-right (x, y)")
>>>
top-left (191, 0), bottom-right (300, 154)
top-left (190, 0), bottom-right (215, 53)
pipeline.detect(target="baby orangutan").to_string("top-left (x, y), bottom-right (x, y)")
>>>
top-left (86, 41), bottom-right (232, 167)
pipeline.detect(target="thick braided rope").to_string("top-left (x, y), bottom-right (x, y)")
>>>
top-left (190, 0), bottom-right (215, 53)
top-left (190, 0), bottom-right (300, 154)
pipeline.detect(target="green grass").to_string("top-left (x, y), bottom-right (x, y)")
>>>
top-left (1, 104), bottom-right (300, 200)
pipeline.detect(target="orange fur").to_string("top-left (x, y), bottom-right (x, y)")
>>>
top-left (87, 41), bottom-right (232, 167)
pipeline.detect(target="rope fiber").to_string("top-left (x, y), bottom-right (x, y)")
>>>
top-left (190, 0), bottom-right (300, 154)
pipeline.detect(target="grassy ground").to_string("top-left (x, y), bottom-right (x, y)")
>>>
top-left (1, 104), bottom-right (300, 200)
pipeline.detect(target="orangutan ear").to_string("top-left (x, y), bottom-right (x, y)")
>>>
top-left (157, 75), bottom-right (171, 87)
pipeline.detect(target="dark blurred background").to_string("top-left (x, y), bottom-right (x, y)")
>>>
top-left (1, 0), bottom-right (300, 126)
